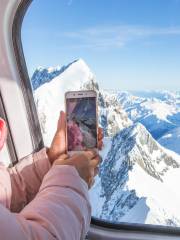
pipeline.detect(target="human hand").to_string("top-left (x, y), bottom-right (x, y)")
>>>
top-left (53, 150), bottom-right (100, 188)
top-left (47, 111), bottom-right (103, 164)
top-left (47, 111), bottom-right (66, 164)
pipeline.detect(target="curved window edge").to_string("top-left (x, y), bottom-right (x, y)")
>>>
top-left (91, 217), bottom-right (180, 236)
top-left (0, 94), bottom-right (18, 165)
top-left (12, 0), bottom-right (44, 154)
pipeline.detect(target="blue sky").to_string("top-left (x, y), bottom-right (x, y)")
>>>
top-left (22, 0), bottom-right (180, 91)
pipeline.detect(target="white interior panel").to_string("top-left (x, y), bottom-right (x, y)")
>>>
top-left (0, 0), bottom-right (33, 160)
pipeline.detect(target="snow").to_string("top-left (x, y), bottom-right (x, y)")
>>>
top-left (141, 99), bottom-right (177, 121)
top-left (158, 127), bottom-right (180, 154)
top-left (162, 134), bottom-right (172, 139)
top-left (163, 168), bottom-right (180, 200)
top-left (89, 175), bottom-right (105, 217)
top-left (117, 90), bottom-right (180, 154)
top-left (120, 198), bottom-right (150, 224)
top-left (34, 59), bottom-right (94, 146)
top-left (99, 137), bottom-right (112, 160)
top-left (89, 137), bottom-right (112, 216)
top-left (47, 66), bottom-right (61, 73)
top-left (36, 66), bottom-right (44, 71)
top-left (33, 58), bottom-right (180, 227)
top-left (125, 164), bottom-right (180, 225)
top-left (90, 122), bottom-right (180, 225)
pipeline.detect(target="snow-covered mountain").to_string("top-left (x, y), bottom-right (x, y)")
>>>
top-left (117, 91), bottom-right (180, 154)
top-left (31, 60), bottom-right (78, 90)
top-left (32, 59), bottom-right (180, 227)
top-left (34, 59), bottom-right (130, 146)
top-left (90, 123), bottom-right (180, 226)
top-left (131, 90), bottom-right (180, 105)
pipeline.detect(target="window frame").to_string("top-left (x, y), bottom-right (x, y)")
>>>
top-left (0, 94), bottom-right (18, 165)
top-left (13, 0), bottom-right (180, 237)
top-left (12, 0), bottom-right (44, 155)
top-left (90, 218), bottom-right (180, 236)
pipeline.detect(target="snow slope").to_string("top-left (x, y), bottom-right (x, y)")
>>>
top-left (34, 59), bottom-right (130, 146)
top-left (158, 127), bottom-right (180, 154)
top-left (33, 59), bottom-right (180, 227)
top-left (117, 91), bottom-right (180, 153)
top-left (90, 123), bottom-right (180, 226)
top-left (31, 60), bottom-right (79, 90)
top-left (34, 59), bottom-right (94, 145)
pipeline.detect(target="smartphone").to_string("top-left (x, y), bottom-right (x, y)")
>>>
top-left (65, 90), bottom-right (98, 154)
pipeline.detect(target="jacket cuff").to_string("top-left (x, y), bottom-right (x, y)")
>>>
top-left (39, 165), bottom-right (91, 238)
top-left (40, 165), bottom-right (89, 200)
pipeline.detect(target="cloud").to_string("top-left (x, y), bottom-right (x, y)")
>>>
top-left (62, 25), bottom-right (180, 50)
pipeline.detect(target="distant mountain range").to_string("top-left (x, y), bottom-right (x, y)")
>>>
top-left (116, 91), bottom-right (180, 154)
top-left (32, 59), bottom-right (180, 227)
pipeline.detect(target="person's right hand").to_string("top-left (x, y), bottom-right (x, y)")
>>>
top-left (47, 111), bottom-right (104, 165)
top-left (53, 150), bottom-right (100, 189)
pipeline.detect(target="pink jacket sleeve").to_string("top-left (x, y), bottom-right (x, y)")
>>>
top-left (0, 164), bottom-right (91, 239)
top-left (8, 148), bottom-right (51, 212)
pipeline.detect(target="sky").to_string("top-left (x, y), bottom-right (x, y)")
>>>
top-left (22, 0), bottom-right (180, 91)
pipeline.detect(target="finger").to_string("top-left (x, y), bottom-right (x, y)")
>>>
top-left (98, 127), bottom-right (103, 141)
top-left (89, 155), bottom-right (101, 168)
top-left (54, 111), bottom-right (67, 153)
top-left (68, 152), bottom-right (91, 166)
top-left (53, 154), bottom-right (69, 166)
top-left (57, 154), bottom-right (69, 161)
top-left (90, 167), bottom-right (95, 177)
top-left (57, 111), bottom-right (66, 132)
top-left (98, 128), bottom-right (103, 150)
top-left (88, 168), bottom-right (95, 188)
top-left (82, 149), bottom-right (98, 160)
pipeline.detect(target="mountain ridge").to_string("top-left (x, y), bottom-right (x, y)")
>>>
top-left (31, 59), bottom-right (80, 90)
top-left (33, 58), bottom-right (180, 226)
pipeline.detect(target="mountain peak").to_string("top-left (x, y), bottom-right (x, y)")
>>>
top-left (31, 59), bottom-right (90, 90)
top-left (66, 58), bottom-right (93, 76)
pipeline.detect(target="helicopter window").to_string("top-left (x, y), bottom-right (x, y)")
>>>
top-left (21, 0), bottom-right (180, 232)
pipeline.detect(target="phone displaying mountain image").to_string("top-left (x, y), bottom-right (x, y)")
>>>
top-left (32, 59), bottom-right (180, 227)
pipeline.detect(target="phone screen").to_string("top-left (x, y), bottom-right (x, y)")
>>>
top-left (66, 96), bottom-right (97, 151)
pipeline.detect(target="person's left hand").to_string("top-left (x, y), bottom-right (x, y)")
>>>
top-left (47, 111), bottom-right (103, 164)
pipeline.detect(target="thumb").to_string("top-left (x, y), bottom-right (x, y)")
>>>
top-left (48, 111), bottom-right (67, 163)
top-left (54, 110), bottom-right (67, 153)
top-left (57, 111), bottom-right (66, 132)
